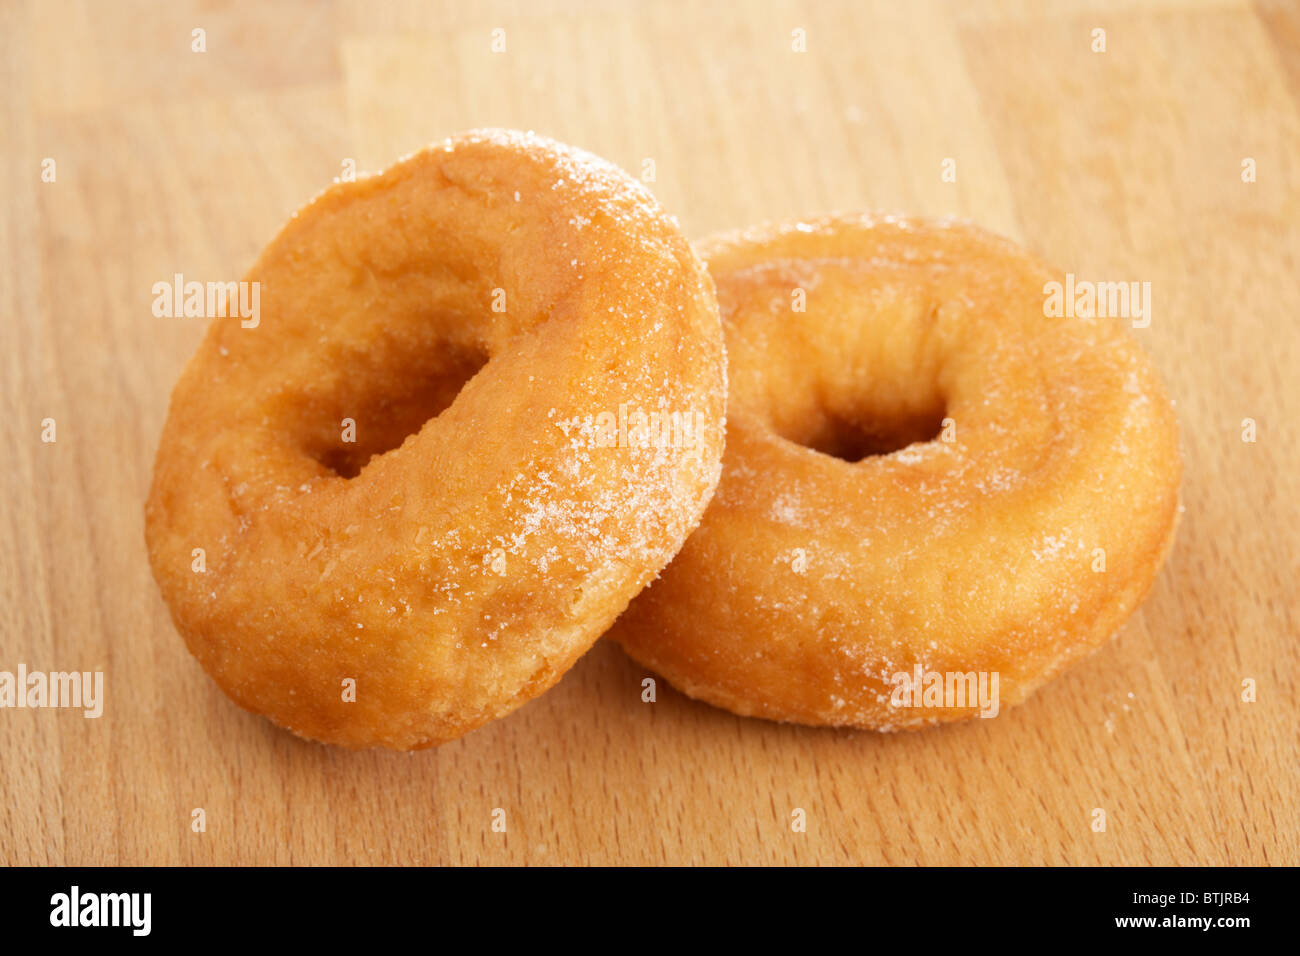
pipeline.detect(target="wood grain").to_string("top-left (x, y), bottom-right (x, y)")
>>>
top-left (1, 0), bottom-right (1295, 866)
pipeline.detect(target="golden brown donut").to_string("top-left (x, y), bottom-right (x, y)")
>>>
top-left (611, 214), bottom-right (1181, 729)
top-left (146, 129), bottom-right (726, 749)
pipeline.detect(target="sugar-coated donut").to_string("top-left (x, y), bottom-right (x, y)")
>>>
top-left (611, 214), bottom-right (1181, 729)
top-left (146, 130), bottom-right (726, 749)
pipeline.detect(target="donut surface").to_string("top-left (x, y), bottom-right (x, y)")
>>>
top-left (146, 130), bottom-right (726, 749)
top-left (611, 215), bottom-right (1181, 729)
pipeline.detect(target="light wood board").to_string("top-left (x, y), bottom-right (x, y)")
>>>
top-left (2, 0), bottom-right (1297, 865)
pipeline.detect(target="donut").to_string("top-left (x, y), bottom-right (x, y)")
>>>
top-left (145, 129), bottom-right (726, 750)
top-left (611, 214), bottom-right (1181, 729)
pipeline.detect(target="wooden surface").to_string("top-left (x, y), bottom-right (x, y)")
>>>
top-left (2, 0), bottom-right (1297, 866)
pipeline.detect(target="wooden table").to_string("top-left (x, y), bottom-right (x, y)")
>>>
top-left (2, 0), bottom-right (1296, 866)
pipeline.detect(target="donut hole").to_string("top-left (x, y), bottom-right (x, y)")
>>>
top-left (761, 340), bottom-right (949, 463)
top-left (775, 392), bottom-right (948, 463)
top-left (310, 342), bottom-right (491, 479)
top-left (792, 402), bottom-right (947, 462)
top-left (728, 261), bottom-right (951, 463)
